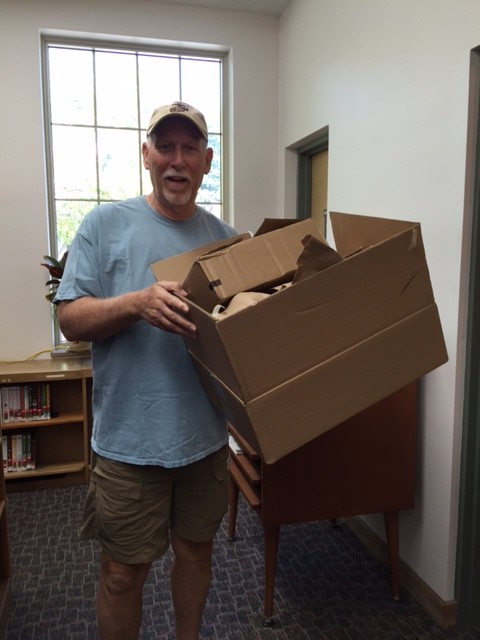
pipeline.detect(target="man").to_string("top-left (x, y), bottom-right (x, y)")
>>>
top-left (56, 101), bottom-right (237, 640)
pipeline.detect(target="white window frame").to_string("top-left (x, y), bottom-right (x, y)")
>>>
top-left (40, 32), bottom-right (230, 345)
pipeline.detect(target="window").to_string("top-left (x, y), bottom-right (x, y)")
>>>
top-left (41, 35), bottom-right (226, 260)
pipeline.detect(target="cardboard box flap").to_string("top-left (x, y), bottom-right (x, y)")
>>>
top-left (183, 218), bottom-right (323, 309)
top-left (254, 218), bottom-right (301, 236)
top-left (327, 220), bottom-right (433, 298)
top-left (150, 233), bottom-right (250, 284)
top-left (193, 235), bottom-right (249, 259)
top-left (293, 234), bottom-right (343, 283)
top-left (330, 212), bottom-right (418, 257)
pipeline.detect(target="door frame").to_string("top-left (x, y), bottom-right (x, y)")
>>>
top-left (455, 45), bottom-right (480, 628)
top-left (296, 130), bottom-right (329, 234)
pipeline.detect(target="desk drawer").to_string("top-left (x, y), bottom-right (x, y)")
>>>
top-left (230, 456), bottom-right (261, 508)
top-left (228, 423), bottom-right (262, 508)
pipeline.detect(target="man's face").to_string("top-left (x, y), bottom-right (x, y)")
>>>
top-left (142, 116), bottom-right (213, 220)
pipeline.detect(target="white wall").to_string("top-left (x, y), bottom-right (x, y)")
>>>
top-left (0, 0), bottom-right (280, 360)
top-left (278, 0), bottom-right (480, 601)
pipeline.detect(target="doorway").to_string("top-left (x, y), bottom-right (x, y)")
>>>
top-left (296, 129), bottom-right (329, 236)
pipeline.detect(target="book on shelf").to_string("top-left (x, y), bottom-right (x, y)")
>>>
top-left (0, 383), bottom-right (51, 424)
top-left (2, 431), bottom-right (36, 474)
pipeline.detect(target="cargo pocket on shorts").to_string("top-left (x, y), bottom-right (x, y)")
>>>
top-left (91, 470), bottom-right (145, 551)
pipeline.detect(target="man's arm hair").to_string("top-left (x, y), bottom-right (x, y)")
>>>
top-left (57, 293), bottom-right (142, 342)
top-left (57, 281), bottom-right (196, 342)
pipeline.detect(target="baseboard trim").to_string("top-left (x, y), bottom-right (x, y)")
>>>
top-left (345, 516), bottom-right (457, 628)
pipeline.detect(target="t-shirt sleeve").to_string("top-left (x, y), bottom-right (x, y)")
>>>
top-left (54, 211), bottom-right (103, 302)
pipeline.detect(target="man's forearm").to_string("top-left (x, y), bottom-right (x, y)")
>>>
top-left (56, 281), bottom-right (196, 341)
top-left (57, 293), bottom-right (141, 342)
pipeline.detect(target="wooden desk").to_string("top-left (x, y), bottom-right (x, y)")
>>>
top-left (228, 383), bottom-right (417, 624)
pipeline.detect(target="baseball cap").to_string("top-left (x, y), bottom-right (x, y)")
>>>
top-left (146, 101), bottom-right (208, 140)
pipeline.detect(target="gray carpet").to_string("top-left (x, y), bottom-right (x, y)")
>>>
top-left (4, 485), bottom-right (480, 639)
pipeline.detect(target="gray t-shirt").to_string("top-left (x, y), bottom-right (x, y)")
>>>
top-left (56, 196), bottom-right (237, 467)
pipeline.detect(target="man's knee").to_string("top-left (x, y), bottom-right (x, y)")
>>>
top-left (100, 554), bottom-right (151, 595)
top-left (171, 533), bottom-right (213, 565)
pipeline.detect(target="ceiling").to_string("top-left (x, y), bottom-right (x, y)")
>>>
top-left (142, 0), bottom-right (292, 16)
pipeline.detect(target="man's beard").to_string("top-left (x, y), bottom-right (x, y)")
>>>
top-left (163, 186), bottom-right (193, 207)
top-left (162, 172), bottom-right (193, 207)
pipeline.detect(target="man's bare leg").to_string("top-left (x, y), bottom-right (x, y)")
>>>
top-left (171, 533), bottom-right (214, 640)
top-left (97, 553), bottom-right (151, 640)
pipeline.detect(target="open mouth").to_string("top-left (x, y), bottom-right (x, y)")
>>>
top-left (165, 174), bottom-right (189, 185)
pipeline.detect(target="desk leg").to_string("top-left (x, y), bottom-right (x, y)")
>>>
top-left (384, 510), bottom-right (401, 601)
top-left (263, 525), bottom-right (280, 626)
top-left (228, 477), bottom-right (239, 540)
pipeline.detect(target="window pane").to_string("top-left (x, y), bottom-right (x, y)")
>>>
top-left (138, 54), bottom-right (180, 130)
top-left (55, 200), bottom-right (95, 255)
top-left (52, 125), bottom-right (97, 199)
top-left (49, 47), bottom-right (94, 125)
top-left (181, 58), bottom-right (222, 133)
top-left (97, 129), bottom-right (141, 200)
top-left (95, 51), bottom-right (138, 128)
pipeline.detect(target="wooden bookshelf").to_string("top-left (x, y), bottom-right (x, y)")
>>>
top-left (0, 359), bottom-right (92, 493)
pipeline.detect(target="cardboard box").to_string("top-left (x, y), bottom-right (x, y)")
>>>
top-left (151, 212), bottom-right (448, 463)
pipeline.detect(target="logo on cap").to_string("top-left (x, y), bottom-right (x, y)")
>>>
top-left (147, 101), bottom-right (208, 139)
top-left (169, 101), bottom-right (192, 114)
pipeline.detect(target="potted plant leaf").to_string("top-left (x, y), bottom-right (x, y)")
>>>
top-left (41, 251), bottom-right (68, 303)
top-left (41, 251), bottom-right (90, 356)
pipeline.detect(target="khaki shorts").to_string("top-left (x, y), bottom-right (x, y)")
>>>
top-left (81, 446), bottom-right (229, 564)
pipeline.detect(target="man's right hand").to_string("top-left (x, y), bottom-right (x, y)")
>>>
top-left (138, 281), bottom-right (197, 338)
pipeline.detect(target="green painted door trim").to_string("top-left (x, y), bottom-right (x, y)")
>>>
top-left (296, 132), bottom-right (329, 225)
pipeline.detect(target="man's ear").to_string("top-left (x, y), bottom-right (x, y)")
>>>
top-left (141, 141), bottom-right (150, 169)
top-left (204, 146), bottom-right (214, 175)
